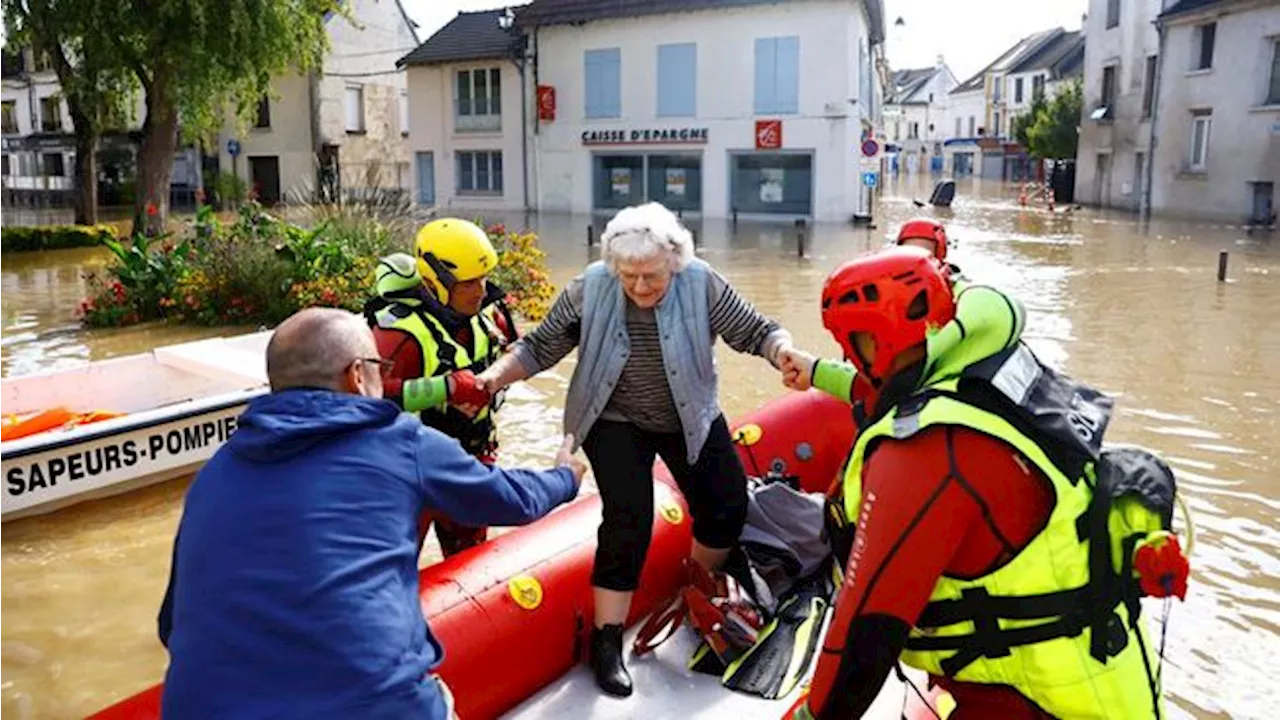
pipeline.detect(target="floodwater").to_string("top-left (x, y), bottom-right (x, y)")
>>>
top-left (2, 176), bottom-right (1278, 719)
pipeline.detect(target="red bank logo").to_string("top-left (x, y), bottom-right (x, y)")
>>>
top-left (755, 120), bottom-right (782, 150)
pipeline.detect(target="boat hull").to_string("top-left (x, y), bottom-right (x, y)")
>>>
top-left (87, 390), bottom-right (930, 719)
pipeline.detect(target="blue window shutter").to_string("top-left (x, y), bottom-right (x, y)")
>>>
top-left (776, 36), bottom-right (799, 114)
top-left (584, 51), bottom-right (602, 118)
top-left (658, 43), bottom-right (696, 117)
top-left (754, 38), bottom-right (777, 114)
top-left (603, 48), bottom-right (621, 117)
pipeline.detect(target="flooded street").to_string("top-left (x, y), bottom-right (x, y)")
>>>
top-left (3, 177), bottom-right (1278, 718)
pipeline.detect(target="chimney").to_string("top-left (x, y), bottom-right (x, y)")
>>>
top-left (936, 54), bottom-right (945, 69)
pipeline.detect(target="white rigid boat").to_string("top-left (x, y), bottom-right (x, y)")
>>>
top-left (1, 330), bottom-right (273, 522)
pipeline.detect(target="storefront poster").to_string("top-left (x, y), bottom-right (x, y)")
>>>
top-left (665, 168), bottom-right (687, 197)
top-left (760, 169), bottom-right (784, 203)
top-left (611, 168), bottom-right (631, 196)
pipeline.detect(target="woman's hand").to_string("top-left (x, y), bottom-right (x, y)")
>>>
top-left (778, 347), bottom-right (818, 392)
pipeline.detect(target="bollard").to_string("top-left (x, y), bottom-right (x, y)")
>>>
top-left (1218, 250), bottom-right (1228, 282)
top-left (587, 224), bottom-right (595, 247)
top-left (677, 207), bottom-right (683, 220)
top-left (732, 208), bottom-right (739, 228)
top-left (796, 222), bottom-right (806, 259)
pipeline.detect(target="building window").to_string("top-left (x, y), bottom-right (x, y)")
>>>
top-left (456, 150), bottom-right (502, 194)
top-left (456, 68), bottom-right (502, 132)
top-left (254, 96), bottom-right (270, 129)
top-left (1, 101), bottom-right (16, 134)
top-left (968, 116), bottom-right (975, 136)
top-left (39, 95), bottom-right (61, 132)
top-left (955, 117), bottom-right (961, 137)
top-left (893, 121), bottom-right (900, 141)
top-left (1267, 39), bottom-right (1280, 105)
top-left (400, 90), bottom-right (409, 135)
top-left (345, 86), bottom-right (364, 133)
top-left (730, 152), bottom-right (813, 215)
top-left (1192, 23), bottom-right (1215, 71)
top-left (2, 155), bottom-right (9, 175)
top-left (1014, 77), bottom-right (1024, 103)
top-left (1032, 74), bottom-right (1046, 101)
top-left (1096, 64), bottom-right (1117, 121)
top-left (592, 153), bottom-right (703, 212)
top-left (1141, 55), bottom-right (1158, 118)
top-left (1188, 110), bottom-right (1211, 171)
top-left (656, 43), bottom-right (697, 118)
top-left (1106, 0), bottom-right (1120, 29)
top-left (754, 36), bottom-right (800, 115)
top-left (908, 122), bottom-right (920, 140)
top-left (42, 152), bottom-right (64, 176)
top-left (584, 49), bottom-right (621, 119)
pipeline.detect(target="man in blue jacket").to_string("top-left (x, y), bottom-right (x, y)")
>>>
top-left (157, 308), bottom-right (585, 720)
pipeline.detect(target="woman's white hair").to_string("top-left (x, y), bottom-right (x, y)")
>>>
top-left (600, 202), bottom-right (695, 273)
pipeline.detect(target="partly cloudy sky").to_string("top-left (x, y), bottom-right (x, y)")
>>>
top-left (399, 0), bottom-right (1090, 81)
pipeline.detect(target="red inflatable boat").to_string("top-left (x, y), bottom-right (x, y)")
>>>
top-left (87, 390), bottom-right (944, 720)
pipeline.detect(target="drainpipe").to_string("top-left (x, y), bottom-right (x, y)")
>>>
top-left (1140, 18), bottom-right (1166, 222)
top-left (515, 51), bottom-right (530, 212)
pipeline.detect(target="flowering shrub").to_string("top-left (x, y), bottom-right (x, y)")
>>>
top-left (79, 204), bottom-right (556, 329)
top-left (486, 224), bottom-right (555, 322)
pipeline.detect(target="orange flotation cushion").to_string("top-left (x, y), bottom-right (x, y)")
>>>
top-left (0, 407), bottom-right (126, 442)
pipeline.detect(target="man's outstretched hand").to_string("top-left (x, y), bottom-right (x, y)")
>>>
top-left (447, 370), bottom-right (491, 417)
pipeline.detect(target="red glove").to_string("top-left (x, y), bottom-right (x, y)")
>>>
top-left (448, 370), bottom-right (491, 409)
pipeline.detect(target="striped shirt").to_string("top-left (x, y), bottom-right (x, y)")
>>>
top-left (516, 266), bottom-right (789, 433)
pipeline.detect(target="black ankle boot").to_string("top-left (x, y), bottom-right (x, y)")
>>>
top-left (589, 623), bottom-right (633, 697)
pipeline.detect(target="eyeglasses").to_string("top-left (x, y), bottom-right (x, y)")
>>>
top-left (352, 357), bottom-right (396, 377)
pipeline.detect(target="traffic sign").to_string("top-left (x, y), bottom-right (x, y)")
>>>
top-left (860, 138), bottom-right (880, 157)
top-left (862, 171), bottom-right (879, 188)
top-left (227, 139), bottom-right (241, 157)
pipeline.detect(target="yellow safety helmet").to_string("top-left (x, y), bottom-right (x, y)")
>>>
top-left (414, 218), bottom-right (499, 304)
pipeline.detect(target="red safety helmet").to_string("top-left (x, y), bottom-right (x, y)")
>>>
top-left (821, 246), bottom-right (956, 386)
top-left (895, 218), bottom-right (949, 261)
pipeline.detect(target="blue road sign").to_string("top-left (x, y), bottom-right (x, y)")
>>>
top-left (862, 171), bottom-right (878, 188)
top-left (227, 139), bottom-right (241, 156)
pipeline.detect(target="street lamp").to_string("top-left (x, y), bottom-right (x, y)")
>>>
top-left (498, 7), bottom-right (515, 30)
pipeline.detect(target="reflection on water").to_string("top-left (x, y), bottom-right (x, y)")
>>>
top-left (2, 176), bottom-right (1278, 718)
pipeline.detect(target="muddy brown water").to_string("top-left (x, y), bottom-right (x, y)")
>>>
top-left (2, 177), bottom-right (1277, 718)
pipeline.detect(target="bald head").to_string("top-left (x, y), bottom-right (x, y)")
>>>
top-left (266, 308), bottom-right (379, 392)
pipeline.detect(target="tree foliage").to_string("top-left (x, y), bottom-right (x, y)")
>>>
top-left (1025, 80), bottom-right (1083, 160)
top-left (3, 0), bottom-right (137, 223)
top-left (1012, 94), bottom-right (1048, 149)
top-left (93, 0), bottom-right (345, 234)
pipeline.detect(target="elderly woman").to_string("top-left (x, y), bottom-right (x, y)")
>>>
top-left (476, 202), bottom-right (802, 697)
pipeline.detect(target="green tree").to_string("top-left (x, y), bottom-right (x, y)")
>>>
top-left (4, 0), bottom-right (136, 224)
top-left (98, 0), bottom-right (342, 234)
top-left (1011, 93), bottom-right (1048, 149)
top-left (1025, 80), bottom-right (1083, 160)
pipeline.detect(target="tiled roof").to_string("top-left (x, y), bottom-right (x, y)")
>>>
top-left (514, 0), bottom-right (886, 41)
top-left (886, 67), bottom-right (936, 104)
top-left (1009, 30), bottom-right (1082, 74)
top-left (1159, 0), bottom-right (1226, 19)
top-left (949, 28), bottom-right (1065, 95)
top-left (398, 9), bottom-right (522, 67)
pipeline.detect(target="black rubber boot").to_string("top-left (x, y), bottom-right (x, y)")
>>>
top-left (589, 623), bottom-right (633, 697)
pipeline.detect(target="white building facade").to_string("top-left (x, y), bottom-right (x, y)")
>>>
top-left (1075, 0), bottom-right (1163, 211)
top-left (1151, 0), bottom-right (1278, 222)
top-left (521, 0), bottom-right (885, 222)
top-left (401, 0), bottom-right (888, 222)
top-left (215, 0), bottom-right (419, 204)
top-left (884, 60), bottom-right (958, 175)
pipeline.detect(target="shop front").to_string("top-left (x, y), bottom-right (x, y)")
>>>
top-left (584, 126), bottom-right (708, 214)
top-left (728, 151), bottom-right (814, 216)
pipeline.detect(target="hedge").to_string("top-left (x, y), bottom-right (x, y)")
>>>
top-left (1, 225), bottom-right (119, 253)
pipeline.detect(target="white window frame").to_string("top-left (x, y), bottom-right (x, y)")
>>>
top-left (345, 86), bottom-right (365, 133)
top-left (1188, 112), bottom-right (1211, 171)
top-left (455, 68), bottom-right (502, 133)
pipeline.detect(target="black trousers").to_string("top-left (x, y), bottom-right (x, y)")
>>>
top-left (582, 415), bottom-right (749, 592)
